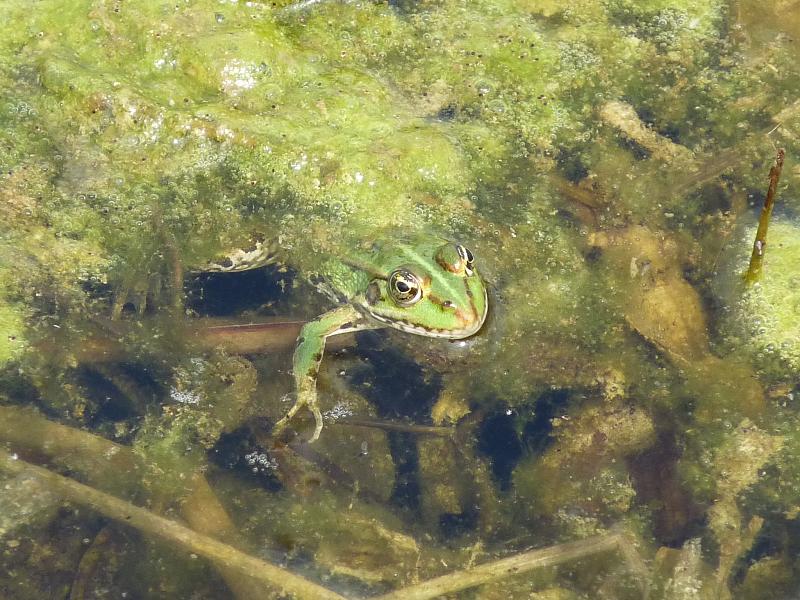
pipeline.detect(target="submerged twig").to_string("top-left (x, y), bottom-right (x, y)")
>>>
top-left (334, 416), bottom-right (454, 437)
top-left (372, 532), bottom-right (626, 600)
top-left (35, 318), bottom-right (309, 363)
top-left (0, 405), bottom-right (269, 600)
top-left (599, 100), bottom-right (694, 163)
top-left (745, 148), bottom-right (785, 283)
top-left (69, 526), bottom-right (115, 600)
top-left (0, 451), bottom-right (348, 600)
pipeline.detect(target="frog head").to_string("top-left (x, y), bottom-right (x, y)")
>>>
top-left (356, 240), bottom-right (488, 339)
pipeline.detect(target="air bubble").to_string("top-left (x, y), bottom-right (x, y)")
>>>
top-left (487, 99), bottom-right (506, 113)
top-left (475, 80), bottom-right (493, 96)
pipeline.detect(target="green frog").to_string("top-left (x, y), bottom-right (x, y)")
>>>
top-left (266, 237), bottom-right (489, 441)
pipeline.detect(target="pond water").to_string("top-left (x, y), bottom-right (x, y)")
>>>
top-left (1, 0), bottom-right (799, 598)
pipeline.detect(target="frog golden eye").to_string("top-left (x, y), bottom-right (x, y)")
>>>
top-left (456, 244), bottom-right (475, 276)
top-left (388, 269), bottom-right (422, 306)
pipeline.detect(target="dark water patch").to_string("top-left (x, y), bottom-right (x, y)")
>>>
top-left (0, 364), bottom-right (41, 407)
top-left (615, 132), bottom-right (651, 161)
top-left (73, 363), bottom-right (165, 441)
top-left (387, 431), bottom-right (420, 511)
top-left (77, 365), bottom-right (153, 430)
top-left (554, 206), bottom-right (585, 229)
top-left (80, 278), bottom-right (114, 305)
top-left (346, 331), bottom-right (443, 511)
top-left (387, 0), bottom-right (419, 13)
top-left (558, 152), bottom-right (590, 183)
top-left (439, 510), bottom-right (478, 539)
top-left (737, 516), bottom-right (786, 572)
top-left (655, 121), bottom-right (681, 145)
top-left (185, 265), bottom-right (295, 317)
top-left (628, 429), bottom-right (706, 547)
top-left (694, 181), bottom-right (733, 215)
top-left (348, 331), bottom-right (442, 421)
top-left (522, 389), bottom-right (571, 454)
top-left (728, 516), bottom-right (800, 596)
top-left (583, 245), bottom-right (603, 264)
top-left (475, 390), bottom-right (571, 491)
top-left (208, 425), bottom-right (283, 492)
top-left (476, 407), bottom-right (523, 491)
top-left (435, 104), bottom-right (457, 122)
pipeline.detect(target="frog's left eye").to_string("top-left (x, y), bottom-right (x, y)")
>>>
top-left (388, 268), bottom-right (422, 306)
top-left (456, 244), bottom-right (475, 276)
top-left (436, 243), bottom-right (476, 275)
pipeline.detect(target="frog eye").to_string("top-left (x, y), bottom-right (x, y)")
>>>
top-left (388, 268), bottom-right (422, 306)
top-left (456, 244), bottom-right (475, 276)
top-left (436, 242), bottom-right (476, 275)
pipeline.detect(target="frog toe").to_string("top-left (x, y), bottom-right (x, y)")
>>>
top-left (272, 391), bottom-right (325, 442)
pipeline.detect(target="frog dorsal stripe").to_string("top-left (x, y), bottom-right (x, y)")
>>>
top-left (396, 243), bottom-right (464, 304)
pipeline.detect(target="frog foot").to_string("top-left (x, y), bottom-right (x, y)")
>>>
top-left (112, 275), bottom-right (158, 318)
top-left (272, 389), bottom-right (324, 442)
top-left (111, 270), bottom-right (183, 318)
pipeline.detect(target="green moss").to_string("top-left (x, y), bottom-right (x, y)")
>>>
top-left (0, 0), bottom-right (773, 291)
top-left (736, 557), bottom-right (795, 600)
top-left (717, 219), bottom-right (800, 379)
top-left (0, 301), bottom-right (27, 363)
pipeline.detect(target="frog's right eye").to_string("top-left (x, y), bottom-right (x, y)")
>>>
top-left (388, 268), bottom-right (422, 306)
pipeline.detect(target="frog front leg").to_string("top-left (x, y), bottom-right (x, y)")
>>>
top-left (272, 304), bottom-right (365, 442)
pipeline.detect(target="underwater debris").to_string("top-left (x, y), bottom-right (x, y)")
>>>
top-left (0, 450), bottom-right (348, 600)
top-left (600, 100), bottom-right (694, 164)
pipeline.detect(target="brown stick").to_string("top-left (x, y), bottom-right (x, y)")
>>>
top-left (53, 318), bottom-right (356, 363)
top-left (0, 405), bottom-right (141, 489)
top-left (372, 533), bottom-right (624, 600)
top-left (34, 318), bottom-right (305, 363)
top-left (0, 451), bottom-right (348, 600)
top-left (334, 416), bottom-right (453, 437)
top-left (190, 319), bottom-right (306, 355)
top-left (0, 405), bottom-right (273, 600)
top-left (745, 148), bottom-right (785, 283)
top-left (69, 526), bottom-right (115, 600)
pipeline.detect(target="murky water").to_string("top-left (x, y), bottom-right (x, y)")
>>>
top-left (1, 0), bottom-right (799, 598)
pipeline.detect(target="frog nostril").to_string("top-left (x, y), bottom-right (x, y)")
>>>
top-left (442, 300), bottom-right (454, 308)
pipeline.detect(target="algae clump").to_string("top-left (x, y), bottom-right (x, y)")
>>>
top-left (717, 219), bottom-right (800, 379)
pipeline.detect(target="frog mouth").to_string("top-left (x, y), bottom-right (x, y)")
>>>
top-left (366, 285), bottom-right (488, 339)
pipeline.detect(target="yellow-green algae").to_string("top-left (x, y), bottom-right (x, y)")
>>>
top-left (0, 0), bottom-right (767, 353)
top-left (717, 219), bottom-right (800, 378)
